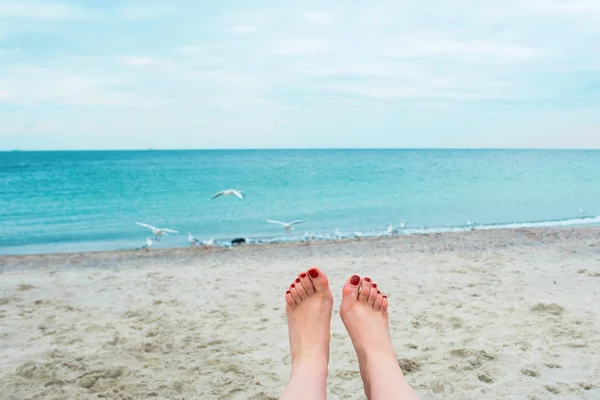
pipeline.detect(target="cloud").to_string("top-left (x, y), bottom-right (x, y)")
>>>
top-left (229, 25), bottom-right (256, 35)
top-left (0, 89), bottom-right (8, 99)
top-left (272, 37), bottom-right (328, 55)
top-left (302, 12), bottom-right (333, 25)
top-left (0, 1), bottom-right (91, 19)
top-left (119, 56), bottom-right (155, 67)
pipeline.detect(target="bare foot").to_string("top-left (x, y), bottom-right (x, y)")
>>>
top-left (340, 275), bottom-right (420, 400)
top-left (280, 267), bottom-right (333, 400)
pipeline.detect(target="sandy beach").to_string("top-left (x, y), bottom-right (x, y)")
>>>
top-left (1, 228), bottom-right (599, 399)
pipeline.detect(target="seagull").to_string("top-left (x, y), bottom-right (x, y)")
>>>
top-left (266, 219), bottom-right (306, 234)
top-left (135, 222), bottom-right (179, 242)
top-left (138, 237), bottom-right (152, 252)
top-left (353, 231), bottom-right (364, 241)
top-left (387, 224), bottom-right (393, 235)
top-left (202, 238), bottom-right (214, 249)
top-left (188, 233), bottom-right (201, 246)
top-left (334, 228), bottom-right (342, 239)
top-left (211, 189), bottom-right (244, 200)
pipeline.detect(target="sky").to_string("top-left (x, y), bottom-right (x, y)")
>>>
top-left (0, 0), bottom-right (599, 150)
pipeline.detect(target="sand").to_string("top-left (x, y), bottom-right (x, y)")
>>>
top-left (1, 228), bottom-right (599, 399)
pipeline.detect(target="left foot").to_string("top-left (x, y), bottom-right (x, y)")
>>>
top-left (285, 267), bottom-right (333, 371)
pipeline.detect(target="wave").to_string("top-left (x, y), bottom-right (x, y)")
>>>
top-left (212, 215), bottom-right (600, 247)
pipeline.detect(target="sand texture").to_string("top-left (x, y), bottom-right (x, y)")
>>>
top-left (1, 228), bottom-right (600, 399)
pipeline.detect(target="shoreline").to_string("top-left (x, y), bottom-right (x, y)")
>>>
top-left (1, 226), bottom-right (599, 271)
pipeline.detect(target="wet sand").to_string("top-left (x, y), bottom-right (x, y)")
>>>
top-left (1, 228), bottom-right (599, 399)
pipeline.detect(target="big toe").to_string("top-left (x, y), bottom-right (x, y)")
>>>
top-left (307, 267), bottom-right (329, 293)
top-left (342, 274), bottom-right (361, 304)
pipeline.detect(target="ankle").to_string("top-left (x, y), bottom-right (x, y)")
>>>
top-left (291, 353), bottom-right (329, 374)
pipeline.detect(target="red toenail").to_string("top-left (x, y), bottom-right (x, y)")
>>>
top-left (377, 290), bottom-right (381, 294)
top-left (291, 284), bottom-right (295, 288)
top-left (308, 268), bottom-right (319, 278)
top-left (286, 290), bottom-right (290, 294)
top-left (372, 283), bottom-right (377, 289)
top-left (383, 295), bottom-right (388, 299)
top-left (350, 275), bottom-right (360, 285)
top-left (295, 278), bottom-right (301, 283)
top-left (364, 277), bottom-right (371, 282)
top-left (300, 273), bottom-right (307, 278)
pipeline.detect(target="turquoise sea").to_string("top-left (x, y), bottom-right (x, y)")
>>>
top-left (1, 149), bottom-right (599, 255)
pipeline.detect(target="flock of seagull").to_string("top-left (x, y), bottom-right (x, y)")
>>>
top-left (134, 188), bottom-right (408, 251)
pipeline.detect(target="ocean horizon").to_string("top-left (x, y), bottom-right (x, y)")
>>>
top-left (1, 149), bottom-right (599, 256)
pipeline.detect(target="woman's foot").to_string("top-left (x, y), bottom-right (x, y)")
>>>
top-left (340, 275), bottom-right (420, 400)
top-left (280, 267), bottom-right (333, 400)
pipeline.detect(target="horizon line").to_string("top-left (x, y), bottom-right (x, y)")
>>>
top-left (1, 147), bottom-right (600, 152)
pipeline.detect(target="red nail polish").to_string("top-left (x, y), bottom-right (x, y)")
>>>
top-left (364, 277), bottom-right (371, 282)
top-left (291, 284), bottom-right (295, 288)
top-left (350, 275), bottom-right (360, 285)
top-left (372, 283), bottom-right (378, 289)
top-left (383, 295), bottom-right (388, 299)
top-left (300, 273), bottom-right (307, 278)
top-left (286, 290), bottom-right (290, 294)
top-left (377, 290), bottom-right (381, 294)
top-left (308, 268), bottom-right (319, 278)
top-left (295, 278), bottom-right (301, 283)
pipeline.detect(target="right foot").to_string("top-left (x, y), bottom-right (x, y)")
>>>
top-left (341, 275), bottom-right (419, 399)
top-left (284, 267), bottom-right (333, 374)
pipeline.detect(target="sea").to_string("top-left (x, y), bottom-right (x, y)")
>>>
top-left (1, 149), bottom-right (599, 255)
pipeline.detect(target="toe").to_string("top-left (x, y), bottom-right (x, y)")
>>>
top-left (294, 278), bottom-right (308, 298)
top-left (285, 290), bottom-right (296, 308)
top-left (290, 284), bottom-right (302, 304)
top-left (367, 283), bottom-right (378, 306)
top-left (359, 277), bottom-right (372, 303)
top-left (298, 272), bottom-right (315, 296)
top-left (374, 290), bottom-right (383, 311)
top-left (342, 274), bottom-right (361, 302)
top-left (381, 295), bottom-right (389, 312)
top-left (307, 267), bottom-right (329, 293)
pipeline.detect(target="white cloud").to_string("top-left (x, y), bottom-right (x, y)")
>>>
top-left (0, 89), bottom-right (8, 99)
top-left (302, 12), bottom-right (333, 25)
top-left (273, 37), bottom-right (328, 55)
top-left (119, 56), bottom-right (155, 67)
top-left (0, 65), bottom-right (162, 108)
top-left (0, 1), bottom-right (91, 19)
top-left (229, 25), bottom-right (256, 35)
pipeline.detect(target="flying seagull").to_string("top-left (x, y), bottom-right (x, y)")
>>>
top-left (267, 219), bottom-right (306, 234)
top-left (211, 189), bottom-right (244, 200)
top-left (135, 222), bottom-right (178, 242)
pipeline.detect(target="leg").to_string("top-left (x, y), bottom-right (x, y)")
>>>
top-left (341, 275), bottom-right (420, 400)
top-left (280, 268), bottom-right (333, 400)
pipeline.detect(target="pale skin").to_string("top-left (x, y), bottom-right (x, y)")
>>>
top-left (280, 267), bottom-right (420, 400)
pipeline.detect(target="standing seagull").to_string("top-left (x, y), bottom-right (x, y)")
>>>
top-left (211, 189), bottom-right (244, 200)
top-left (135, 222), bottom-right (179, 242)
top-left (138, 237), bottom-right (153, 252)
top-left (266, 219), bottom-right (306, 234)
top-left (188, 232), bottom-right (200, 246)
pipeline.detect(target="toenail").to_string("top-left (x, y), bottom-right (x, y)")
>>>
top-left (300, 273), bottom-right (307, 278)
top-left (308, 268), bottom-right (319, 278)
top-left (291, 284), bottom-right (295, 288)
top-left (286, 290), bottom-right (290, 294)
top-left (372, 283), bottom-right (377, 289)
top-left (377, 290), bottom-right (381, 294)
top-left (383, 295), bottom-right (387, 299)
top-left (350, 275), bottom-right (360, 285)
top-left (364, 277), bottom-right (371, 282)
top-left (295, 278), bottom-right (301, 283)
